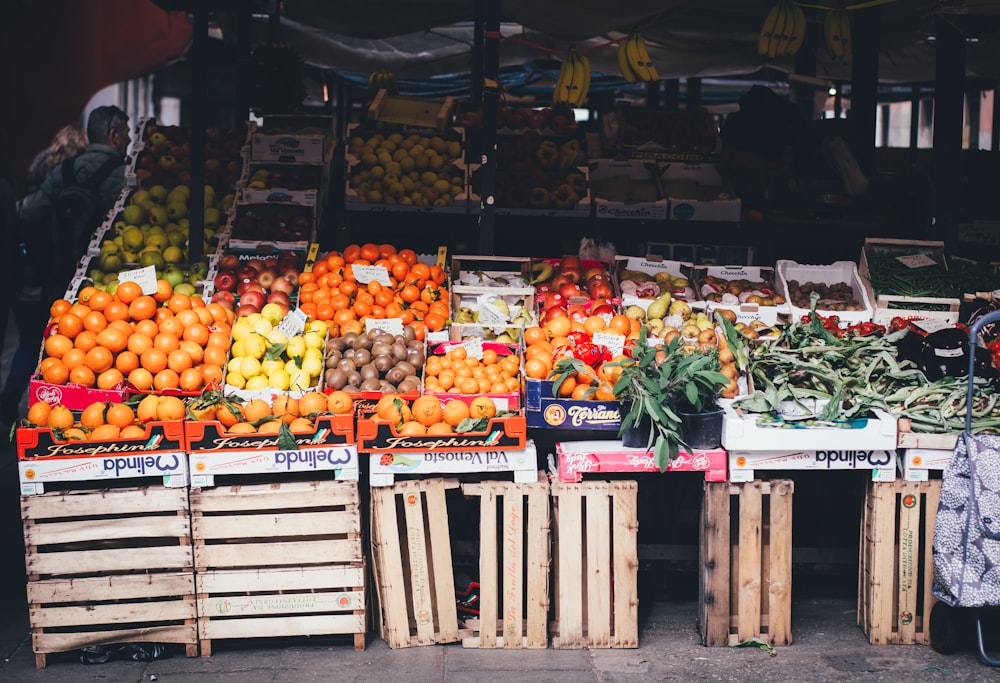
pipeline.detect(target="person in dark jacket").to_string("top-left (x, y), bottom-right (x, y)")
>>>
top-left (1, 106), bottom-right (130, 424)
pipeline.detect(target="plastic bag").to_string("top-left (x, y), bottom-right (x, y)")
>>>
top-left (79, 642), bottom-right (174, 664)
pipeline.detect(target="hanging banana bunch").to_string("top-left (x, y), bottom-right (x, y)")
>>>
top-left (824, 6), bottom-right (852, 65)
top-left (367, 70), bottom-right (399, 97)
top-left (757, 0), bottom-right (806, 59)
top-left (553, 46), bottom-right (592, 106)
top-left (618, 31), bottom-right (659, 83)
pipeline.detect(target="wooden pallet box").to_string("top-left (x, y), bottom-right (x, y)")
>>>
top-left (699, 479), bottom-right (794, 647)
top-left (190, 479), bottom-right (366, 654)
top-left (370, 477), bottom-right (466, 648)
top-left (460, 473), bottom-right (551, 648)
top-left (858, 479), bottom-right (940, 645)
top-left (22, 486), bottom-right (197, 669)
top-left (550, 480), bottom-right (639, 648)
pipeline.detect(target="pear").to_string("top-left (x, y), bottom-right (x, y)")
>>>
top-left (646, 293), bottom-right (672, 321)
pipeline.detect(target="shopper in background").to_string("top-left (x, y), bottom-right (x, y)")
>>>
top-left (19, 123), bottom-right (88, 209)
top-left (3, 106), bottom-right (130, 425)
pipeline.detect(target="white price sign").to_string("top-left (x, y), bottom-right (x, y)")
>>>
top-left (276, 308), bottom-right (309, 337)
top-left (592, 331), bottom-right (626, 358)
top-left (896, 253), bottom-right (938, 269)
top-left (352, 264), bottom-right (391, 285)
top-left (117, 265), bottom-right (158, 295)
top-left (365, 317), bottom-right (404, 336)
top-left (461, 338), bottom-right (484, 360)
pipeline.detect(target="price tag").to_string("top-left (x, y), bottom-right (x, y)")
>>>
top-left (592, 331), bottom-right (626, 357)
top-left (352, 264), bottom-right (391, 285)
top-left (475, 294), bottom-right (511, 324)
top-left (117, 265), bottom-right (158, 295)
top-left (912, 318), bottom-right (953, 334)
top-left (303, 242), bottom-right (320, 272)
top-left (436, 245), bottom-right (448, 269)
top-left (276, 308), bottom-right (309, 337)
top-left (896, 253), bottom-right (938, 269)
top-left (365, 317), bottom-right (404, 336)
top-left (461, 338), bottom-right (484, 360)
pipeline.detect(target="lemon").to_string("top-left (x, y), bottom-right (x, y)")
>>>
top-left (268, 369), bottom-right (290, 391)
top-left (301, 356), bottom-right (323, 378)
top-left (306, 320), bottom-right (328, 336)
top-left (261, 359), bottom-right (285, 376)
top-left (266, 329), bottom-right (289, 346)
top-left (245, 375), bottom-right (270, 391)
top-left (230, 321), bottom-right (252, 343)
top-left (288, 368), bottom-right (311, 391)
top-left (231, 339), bottom-right (246, 358)
top-left (239, 356), bottom-right (262, 379)
top-left (243, 333), bottom-right (268, 360)
top-left (304, 347), bottom-right (323, 361)
top-left (303, 331), bottom-right (324, 350)
top-left (226, 371), bottom-right (246, 389)
top-left (286, 336), bottom-right (306, 358)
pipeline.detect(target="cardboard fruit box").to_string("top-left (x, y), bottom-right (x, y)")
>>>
top-left (184, 413), bottom-right (355, 453)
top-left (776, 259), bottom-right (875, 326)
top-left (228, 199), bottom-right (315, 251)
top-left (524, 378), bottom-right (622, 431)
top-left (356, 412), bottom-right (527, 453)
top-left (248, 117), bottom-right (335, 165)
top-left (29, 330), bottom-right (126, 411)
top-left (613, 255), bottom-right (697, 312)
top-left (17, 419), bottom-right (186, 460)
top-left (696, 265), bottom-right (780, 326)
top-left (590, 158), bottom-right (668, 221)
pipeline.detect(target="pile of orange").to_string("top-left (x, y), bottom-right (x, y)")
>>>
top-left (423, 345), bottom-right (521, 395)
top-left (371, 393), bottom-right (498, 436)
top-left (38, 280), bottom-right (233, 395)
top-left (26, 399), bottom-right (156, 441)
top-left (186, 390), bottom-right (354, 435)
top-left (522, 322), bottom-right (631, 401)
top-left (296, 242), bottom-right (449, 339)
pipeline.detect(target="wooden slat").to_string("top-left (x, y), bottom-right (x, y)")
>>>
top-left (870, 482), bottom-right (898, 645)
top-left (478, 483), bottom-right (499, 648)
top-left (199, 590), bottom-right (364, 617)
top-left (26, 514), bottom-right (191, 546)
top-left (766, 480), bottom-right (793, 646)
top-left (611, 481), bottom-right (638, 648)
top-left (194, 538), bottom-right (361, 569)
top-left (33, 624), bottom-right (197, 653)
top-left (193, 510), bottom-right (361, 539)
top-left (502, 487), bottom-right (524, 649)
top-left (423, 479), bottom-right (459, 643)
top-left (921, 481), bottom-right (940, 645)
top-left (27, 572), bottom-right (194, 604)
top-left (554, 484), bottom-right (583, 648)
top-left (699, 481), bottom-right (731, 646)
top-left (370, 486), bottom-right (409, 648)
top-left (896, 483), bottom-right (919, 645)
top-left (402, 481), bottom-right (435, 646)
top-left (585, 483), bottom-right (612, 648)
top-left (736, 481), bottom-right (763, 642)
top-left (190, 481), bottom-right (358, 513)
top-left (199, 613), bottom-right (365, 640)
top-left (197, 566), bottom-right (364, 594)
top-left (28, 545), bottom-right (193, 576)
top-left (31, 599), bottom-right (195, 628)
top-left (525, 481), bottom-right (549, 649)
top-left (23, 486), bottom-right (188, 519)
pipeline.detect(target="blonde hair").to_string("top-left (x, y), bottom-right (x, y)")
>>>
top-left (47, 124), bottom-right (88, 167)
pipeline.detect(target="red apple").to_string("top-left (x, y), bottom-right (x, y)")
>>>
top-left (542, 304), bottom-right (568, 323)
top-left (237, 265), bottom-right (258, 281)
top-left (535, 281), bottom-right (553, 294)
top-left (235, 303), bottom-right (259, 318)
top-left (213, 270), bottom-right (237, 292)
top-left (211, 290), bottom-right (236, 309)
top-left (270, 275), bottom-right (296, 296)
top-left (567, 303), bottom-right (589, 322)
top-left (219, 253), bottom-right (240, 271)
top-left (583, 266), bottom-right (606, 280)
top-left (560, 267), bottom-right (580, 283)
top-left (590, 302), bottom-right (615, 317)
top-left (236, 278), bottom-right (255, 296)
top-left (245, 258), bottom-right (265, 273)
top-left (240, 289), bottom-right (267, 311)
top-left (263, 257), bottom-right (279, 269)
top-left (267, 290), bottom-right (293, 308)
top-left (560, 255), bottom-right (581, 272)
top-left (551, 273), bottom-right (571, 291)
top-left (589, 282), bottom-right (613, 300)
top-left (559, 282), bottom-right (583, 299)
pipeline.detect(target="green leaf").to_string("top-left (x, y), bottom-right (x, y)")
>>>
top-left (729, 637), bottom-right (777, 657)
top-left (265, 343), bottom-right (287, 361)
top-left (456, 416), bottom-right (489, 433)
top-left (277, 422), bottom-right (298, 451)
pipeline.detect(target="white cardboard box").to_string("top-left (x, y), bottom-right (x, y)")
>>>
top-left (590, 158), bottom-right (667, 221)
top-left (776, 259), bottom-right (875, 325)
top-left (722, 402), bottom-right (898, 452)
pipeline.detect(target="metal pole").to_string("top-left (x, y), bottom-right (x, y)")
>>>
top-left (849, 5), bottom-right (880, 173)
top-left (909, 85), bottom-right (920, 157)
top-left (471, 0), bottom-right (485, 107)
top-left (188, 5), bottom-right (208, 264)
top-left (476, 0), bottom-right (499, 255)
top-left (931, 16), bottom-right (966, 251)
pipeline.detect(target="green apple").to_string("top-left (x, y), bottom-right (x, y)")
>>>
top-left (149, 184), bottom-right (168, 203)
top-left (122, 204), bottom-right (145, 226)
top-left (139, 249), bottom-right (165, 269)
top-left (162, 246), bottom-right (184, 264)
top-left (98, 251), bottom-right (123, 272)
top-left (166, 200), bottom-right (187, 221)
top-left (163, 268), bottom-right (185, 287)
top-left (122, 227), bottom-right (144, 251)
top-left (174, 282), bottom-right (196, 296)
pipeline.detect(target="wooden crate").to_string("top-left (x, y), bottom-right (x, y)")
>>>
top-left (858, 479), bottom-right (940, 645)
top-left (699, 479), bottom-right (794, 647)
top-left (190, 480), bottom-right (366, 654)
top-left (368, 89), bottom-right (455, 132)
top-left (370, 477), bottom-right (467, 648)
top-left (460, 473), bottom-right (550, 648)
top-left (550, 480), bottom-right (639, 648)
top-left (22, 486), bottom-right (197, 669)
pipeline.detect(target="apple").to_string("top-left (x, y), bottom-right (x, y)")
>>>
top-left (270, 275), bottom-right (296, 296)
top-left (589, 282), bottom-right (613, 300)
top-left (213, 270), bottom-right (237, 292)
top-left (240, 289), bottom-right (267, 311)
top-left (263, 257), bottom-right (279, 269)
top-left (590, 302), bottom-right (615, 317)
top-left (542, 304), bottom-right (568, 323)
top-left (559, 282), bottom-right (583, 299)
top-left (560, 255), bottom-right (581, 272)
top-left (567, 304), bottom-right (589, 322)
top-left (257, 268), bottom-right (276, 289)
top-left (267, 290), bottom-right (292, 308)
top-left (560, 268), bottom-right (580, 283)
top-left (550, 273), bottom-right (571, 291)
top-left (236, 303), bottom-right (259, 318)
top-left (211, 290), bottom-right (236, 309)
top-left (219, 253), bottom-right (240, 271)
top-left (583, 266), bottom-right (605, 280)
top-left (281, 269), bottom-right (299, 287)
top-left (237, 265), bottom-right (259, 281)
top-left (245, 259), bottom-right (265, 273)
top-left (535, 281), bottom-right (553, 294)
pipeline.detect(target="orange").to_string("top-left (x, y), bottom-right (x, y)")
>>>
top-left (272, 395), bottom-right (300, 423)
top-left (556, 373), bottom-right (577, 397)
top-left (178, 367), bottom-right (204, 392)
top-left (96, 327), bottom-right (128, 353)
top-left (289, 417), bottom-right (314, 433)
top-left (441, 399), bottom-right (470, 427)
top-left (46, 404), bottom-right (74, 429)
top-left (115, 281), bottom-right (143, 304)
top-left (207, 330), bottom-right (231, 349)
top-left (395, 420), bottom-right (426, 436)
top-left (41, 360), bottom-right (70, 385)
top-left (571, 383), bottom-right (591, 400)
top-left (153, 369), bottom-right (180, 391)
top-left (179, 340), bottom-right (204, 364)
top-left (583, 315), bottom-right (607, 336)
top-left (458, 377), bottom-right (480, 395)
top-left (27, 401), bottom-right (52, 426)
top-left (134, 318), bottom-right (159, 338)
top-left (167, 293), bottom-right (191, 313)
top-left (57, 313), bottom-right (84, 339)
top-left (96, 368), bottom-right (124, 390)
top-left (298, 392), bottom-right (328, 417)
top-left (88, 291), bottom-right (112, 312)
top-left (524, 357), bottom-right (549, 380)
top-left (201, 363), bottom-right (224, 388)
top-left (243, 399), bottom-right (272, 423)
top-left (127, 333), bottom-right (154, 355)
top-left (227, 422), bottom-right (257, 434)
top-left (128, 367), bottom-right (154, 391)
top-left (104, 300), bottom-right (130, 322)
top-left (78, 286), bottom-right (98, 304)
top-left (607, 314), bottom-right (632, 336)
top-left (469, 396), bottom-right (497, 420)
top-left (69, 365), bottom-right (96, 387)
top-left (193, 307), bottom-right (214, 326)
top-left (326, 390), bottom-right (354, 415)
top-left (80, 402), bottom-right (106, 429)
top-left (188, 403), bottom-right (216, 421)
top-left (206, 303), bottom-right (230, 324)
top-left (157, 316), bottom-right (184, 339)
top-left (427, 422), bottom-right (454, 435)
top-left (257, 420), bottom-right (283, 434)
top-left (128, 295), bottom-right (157, 321)
top-left (73, 330), bottom-right (99, 352)
top-left (82, 310), bottom-right (107, 333)
top-left (69, 302), bottom-right (91, 319)
top-left (49, 299), bottom-right (72, 318)
top-left (84, 346), bottom-right (113, 373)
top-left (155, 395), bottom-right (185, 421)
top-left (216, 402), bottom-right (243, 427)
top-left (121, 424), bottom-right (147, 439)
top-left (140, 348), bottom-right (168, 374)
top-left (89, 424), bottom-right (121, 441)
top-left (183, 323), bottom-right (210, 346)
top-left (43, 333), bottom-right (72, 360)
top-left (543, 315), bottom-right (572, 339)
top-left (154, 279), bottom-right (174, 303)
top-left (175, 309), bottom-right (199, 328)
top-left (411, 395), bottom-right (443, 427)
top-left (593, 382), bottom-right (616, 402)
top-left (115, 350), bottom-right (140, 374)
top-left (105, 403), bottom-right (135, 429)
top-left (375, 395), bottom-right (412, 423)
top-left (203, 345), bottom-right (228, 367)
top-left (167, 349), bottom-right (193, 374)
top-left (154, 307), bottom-right (174, 326)
top-left (136, 394), bottom-right (160, 422)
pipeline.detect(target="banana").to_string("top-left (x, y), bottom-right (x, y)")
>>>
top-left (566, 48), bottom-right (586, 106)
top-left (785, 2), bottom-right (806, 56)
top-left (618, 37), bottom-right (637, 83)
top-left (837, 9), bottom-right (852, 64)
top-left (632, 32), bottom-right (658, 82)
top-left (553, 52), bottom-right (575, 104)
top-left (825, 8), bottom-right (850, 64)
top-left (529, 261), bottom-right (554, 285)
top-left (626, 33), bottom-right (652, 81)
top-left (758, 4), bottom-right (781, 57)
top-left (767, 0), bottom-right (788, 59)
top-left (571, 51), bottom-right (591, 106)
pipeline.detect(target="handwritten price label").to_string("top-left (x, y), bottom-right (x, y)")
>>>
top-left (592, 332), bottom-right (626, 357)
top-left (276, 308), bottom-right (309, 337)
top-left (461, 338), bottom-right (484, 360)
top-left (352, 264), bottom-right (391, 285)
top-left (117, 266), bottom-right (158, 295)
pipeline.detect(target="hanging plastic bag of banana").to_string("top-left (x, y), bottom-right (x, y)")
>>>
top-left (553, 46), bottom-right (592, 107)
top-left (824, 6), bottom-right (851, 65)
top-left (367, 70), bottom-right (399, 98)
top-left (617, 32), bottom-right (659, 83)
top-left (757, 0), bottom-right (806, 58)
